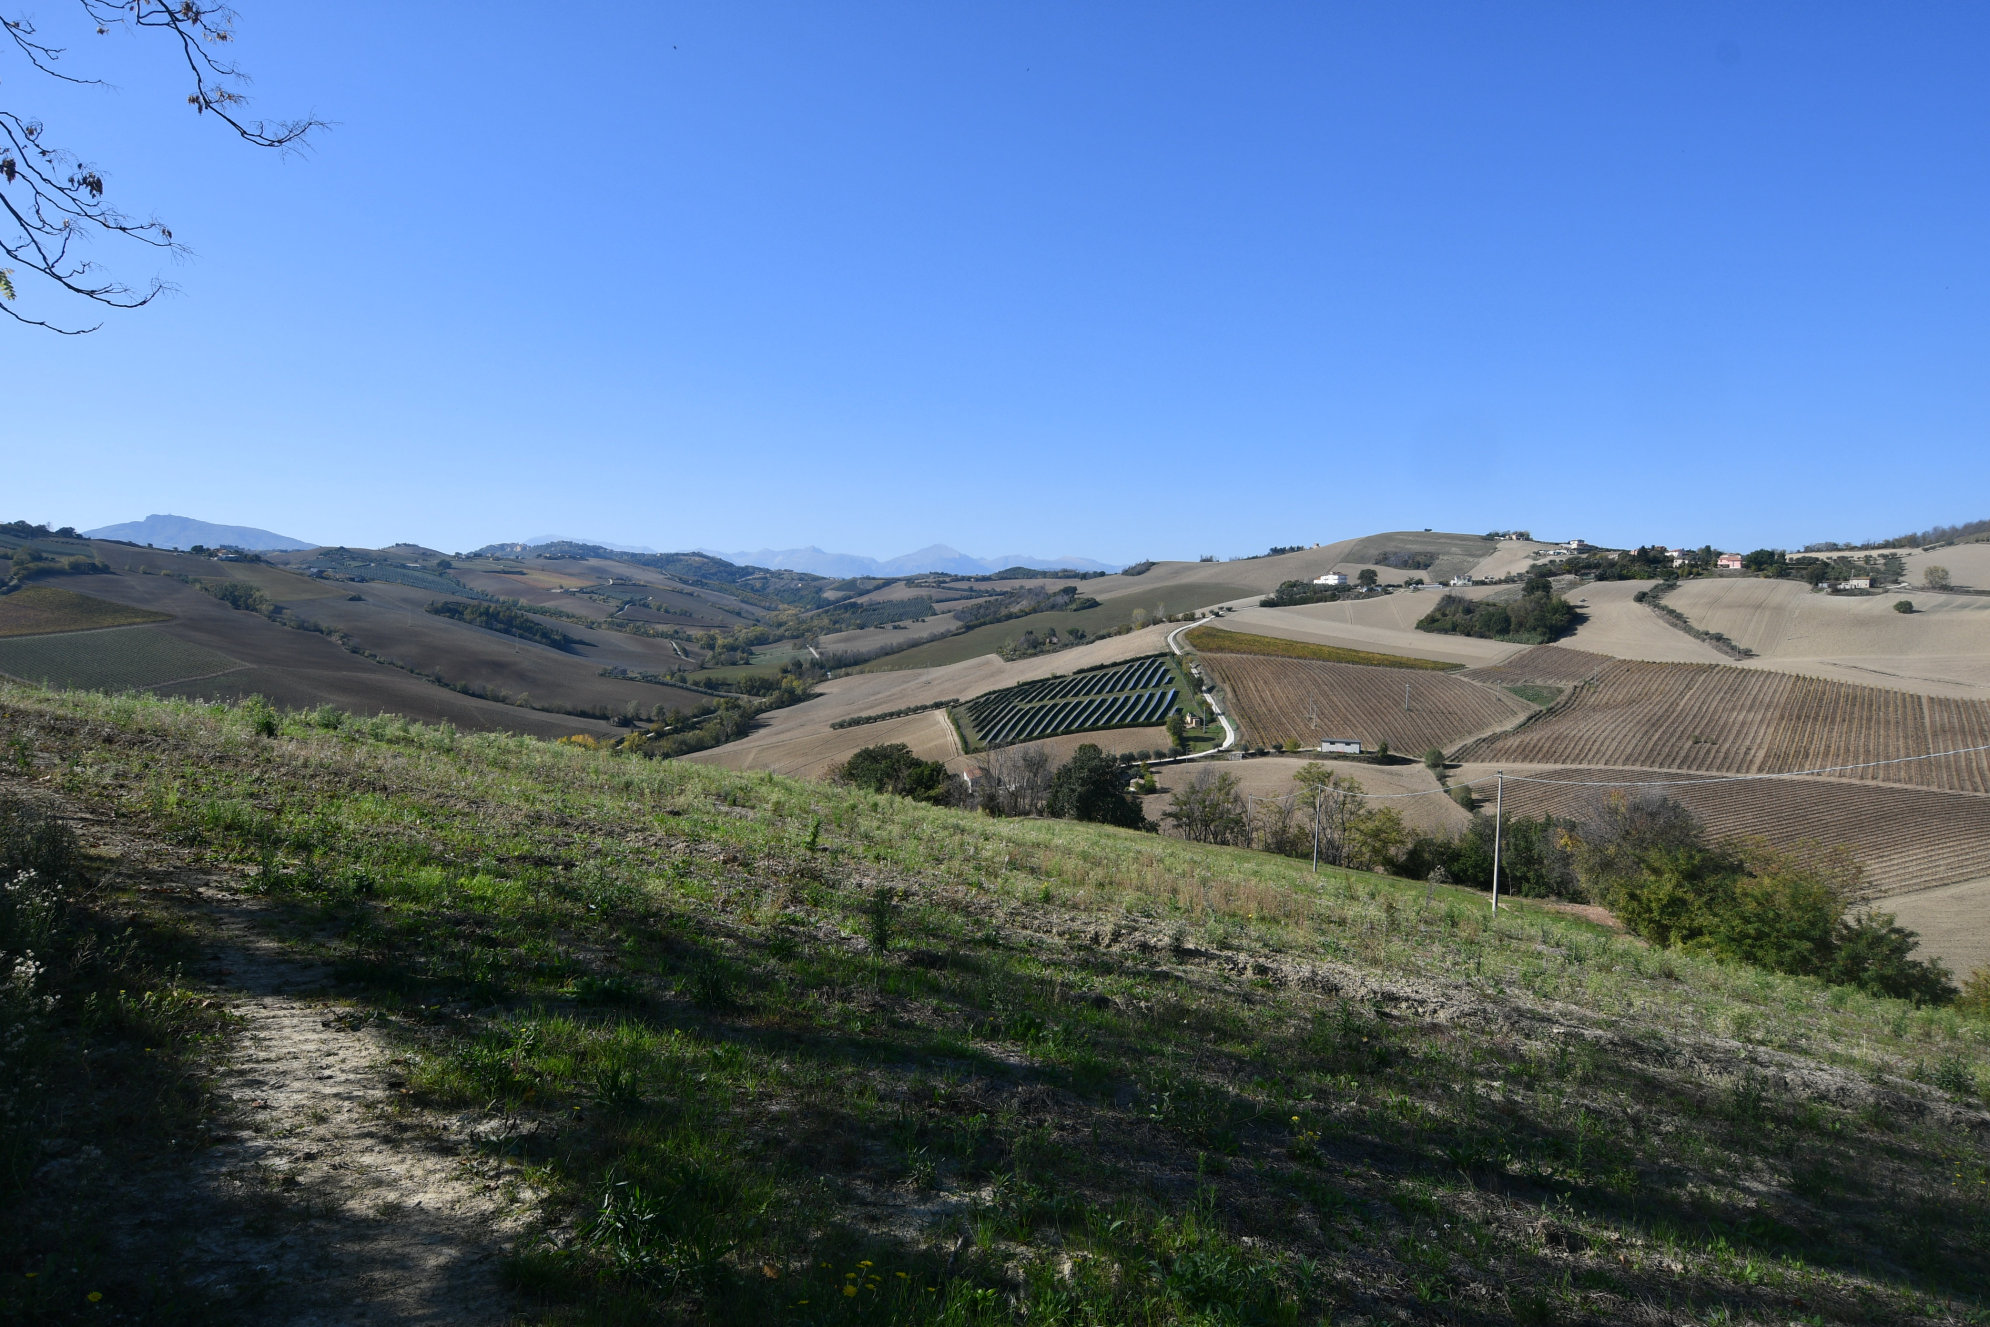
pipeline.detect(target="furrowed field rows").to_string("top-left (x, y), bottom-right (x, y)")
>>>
top-left (1456, 644), bottom-right (1611, 688)
top-left (1496, 767), bottom-right (1990, 897)
top-left (0, 625), bottom-right (242, 692)
top-left (1460, 661), bottom-right (1990, 793)
top-left (1202, 654), bottom-right (1532, 753)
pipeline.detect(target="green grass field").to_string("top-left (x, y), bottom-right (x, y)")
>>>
top-left (0, 585), bottom-right (170, 637)
top-left (0, 626), bottom-right (240, 690)
top-left (3, 682), bottom-right (1985, 1324)
top-left (1184, 624), bottom-right (1461, 669)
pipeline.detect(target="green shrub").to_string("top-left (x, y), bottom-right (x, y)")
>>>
top-left (1416, 587), bottom-right (1578, 644)
top-left (1047, 743), bottom-right (1147, 828)
top-left (837, 743), bottom-right (952, 804)
top-left (205, 579), bottom-right (269, 612)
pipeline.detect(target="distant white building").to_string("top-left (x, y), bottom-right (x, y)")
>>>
top-left (1565, 538), bottom-right (1592, 551)
top-left (1319, 739), bottom-right (1362, 755)
top-left (1717, 553), bottom-right (1745, 570)
top-left (1448, 575), bottom-right (1474, 587)
top-left (1312, 572), bottom-right (1349, 586)
top-left (1837, 577), bottom-right (1873, 590)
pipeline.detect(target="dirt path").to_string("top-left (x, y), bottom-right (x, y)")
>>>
top-left (67, 809), bottom-right (545, 1324)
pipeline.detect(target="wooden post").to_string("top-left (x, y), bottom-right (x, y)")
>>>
top-left (1491, 771), bottom-right (1504, 913)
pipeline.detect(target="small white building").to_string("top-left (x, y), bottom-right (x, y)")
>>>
top-left (1448, 574), bottom-right (1474, 587)
top-left (1319, 738), bottom-right (1361, 755)
top-left (1837, 577), bottom-right (1873, 590)
top-left (1565, 538), bottom-right (1592, 551)
top-left (1312, 572), bottom-right (1348, 587)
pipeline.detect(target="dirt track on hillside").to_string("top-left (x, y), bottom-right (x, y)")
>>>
top-left (43, 801), bottom-right (542, 1325)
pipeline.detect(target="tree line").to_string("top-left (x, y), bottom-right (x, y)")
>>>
top-left (1414, 576), bottom-right (1577, 644)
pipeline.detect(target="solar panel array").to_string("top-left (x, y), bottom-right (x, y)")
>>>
top-left (957, 654), bottom-right (1184, 748)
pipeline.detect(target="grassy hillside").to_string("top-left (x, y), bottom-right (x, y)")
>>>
top-left (3, 684), bottom-right (1987, 1325)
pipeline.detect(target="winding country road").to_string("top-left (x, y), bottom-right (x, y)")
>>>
top-left (1166, 620), bottom-right (1239, 761)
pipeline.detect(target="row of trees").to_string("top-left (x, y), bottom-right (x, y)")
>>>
top-left (835, 742), bottom-right (1148, 828)
top-left (1160, 765), bottom-right (1409, 871)
top-left (426, 600), bottom-right (582, 650)
top-left (1149, 761), bottom-right (1960, 1005)
top-left (1384, 789), bottom-right (1955, 1004)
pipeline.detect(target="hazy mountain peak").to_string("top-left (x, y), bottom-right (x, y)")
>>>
top-left (83, 514), bottom-right (315, 551)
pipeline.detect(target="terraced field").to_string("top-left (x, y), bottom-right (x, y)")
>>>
top-left (1459, 660), bottom-right (1990, 793)
top-left (0, 625), bottom-right (241, 691)
top-left (1490, 766), bottom-right (1990, 898)
top-left (955, 654), bottom-right (1185, 749)
top-left (1203, 654), bottom-right (1531, 753)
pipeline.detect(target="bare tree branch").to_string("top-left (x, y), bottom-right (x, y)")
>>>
top-left (1, 3), bottom-right (321, 332)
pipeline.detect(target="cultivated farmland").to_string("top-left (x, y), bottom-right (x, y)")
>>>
top-left (1457, 643), bottom-right (1610, 688)
top-left (1482, 765), bottom-right (1990, 898)
top-left (1182, 625), bottom-right (1458, 669)
top-left (955, 654), bottom-right (1187, 749)
top-left (0, 625), bottom-right (240, 690)
top-left (1203, 654), bottom-right (1532, 753)
top-left (1458, 659), bottom-right (1990, 794)
top-left (0, 585), bottom-right (169, 637)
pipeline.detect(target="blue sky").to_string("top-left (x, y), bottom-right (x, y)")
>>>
top-left (7, 2), bottom-right (1987, 561)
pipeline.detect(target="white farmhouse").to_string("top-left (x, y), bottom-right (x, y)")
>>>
top-left (1319, 739), bottom-right (1361, 755)
top-left (1312, 572), bottom-right (1348, 587)
top-left (1448, 574), bottom-right (1474, 587)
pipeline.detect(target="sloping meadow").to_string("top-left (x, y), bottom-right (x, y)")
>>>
top-left (5, 684), bottom-right (1989, 1325)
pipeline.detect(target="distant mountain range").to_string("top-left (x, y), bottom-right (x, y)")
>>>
top-left (84, 514), bottom-right (316, 551)
top-left (703, 544), bottom-right (1120, 577)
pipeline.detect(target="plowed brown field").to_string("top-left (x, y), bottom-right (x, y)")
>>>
top-left (1458, 644), bottom-right (1611, 688)
top-left (1204, 654), bottom-right (1531, 753)
top-left (1458, 660), bottom-right (1990, 793)
top-left (1487, 767), bottom-right (1990, 898)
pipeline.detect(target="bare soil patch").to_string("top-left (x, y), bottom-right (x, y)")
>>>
top-left (24, 796), bottom-right (542, 1325)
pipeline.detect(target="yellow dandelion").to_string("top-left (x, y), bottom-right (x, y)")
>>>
top-left (843, 1284), bottom-right (857, 1297)
top-left (859, 1259), bottom-right (874, 1267)
top-left (897, 1271), bottom-right (909, 1278)
top-left (88, 1292), bottom-right (103, 1302)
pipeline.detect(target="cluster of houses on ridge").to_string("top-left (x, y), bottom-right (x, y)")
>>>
top-left (1304, 537), bottom-right (1882, 595)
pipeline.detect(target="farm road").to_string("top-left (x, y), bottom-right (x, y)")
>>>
top-left (1168, 621), bottom-right (1237, 759)
top-left (53, 803), bottom-right (542, 1324)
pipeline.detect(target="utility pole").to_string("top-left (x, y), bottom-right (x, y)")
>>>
top-left (1311, 789), bottom-right (1321, 874)
top-left (1491, 771), bottom-right (1504, 913)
